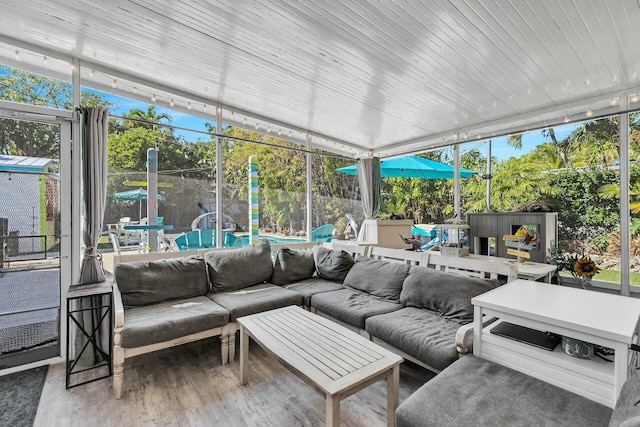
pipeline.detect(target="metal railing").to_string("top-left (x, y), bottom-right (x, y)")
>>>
top-left (1, 234), bottom-right (60, 273)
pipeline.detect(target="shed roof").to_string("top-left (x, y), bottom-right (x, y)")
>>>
top-left (0, 155), bottom-right (57, 173)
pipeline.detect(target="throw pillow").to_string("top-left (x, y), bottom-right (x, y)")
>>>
top-left (343, 257), bottom-right (410, 302)
top-left (400, 266), bottom-right (499, 324)
top-left (115, 257), bottom-right (208, 308)
top-left (271, 247), bottom-right (316, 285)
top-left (205, 239), bottom-right (273, 292)
top-left (312, 245), bottom-right (354, 283)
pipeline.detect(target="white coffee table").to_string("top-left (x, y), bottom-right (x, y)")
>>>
top-left (238, 305), bottom-right (403, 426)
top-left (472, 280), bottom-right (640, 408)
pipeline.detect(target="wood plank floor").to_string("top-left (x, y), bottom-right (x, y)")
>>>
top-left (35, 334), bottom-right (435, 426)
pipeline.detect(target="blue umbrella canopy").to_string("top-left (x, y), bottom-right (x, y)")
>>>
top-left (113, 188), bottom-right (166, 201)
top-left (336, 156), bottom-right (477, 179)
top-left (113, 188), bottom-right (166, 221)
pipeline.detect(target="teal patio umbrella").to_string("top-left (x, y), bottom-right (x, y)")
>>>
top-left (113, 188), bottom-right (165, 220)
top-left (336, 156), bottom-right (477, 179)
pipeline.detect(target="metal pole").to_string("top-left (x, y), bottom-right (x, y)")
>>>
top-left (249, 157), bottom-right (259, 245)
top-left (486, 140), bottom-right (492, 212)
top-left (216, 103), bottom-right (223, 248)
top-left (147, 148), bottom-right (158, 251)
top-left (306, 132), bottom-right (313, 242)
top-left (71, 57), bottom-right (81, 285)
top-left (453, 145), bottom-right (461, 218)
top-left (620, 96), bottom-right (630, 296)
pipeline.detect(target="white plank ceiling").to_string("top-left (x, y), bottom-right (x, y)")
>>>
top-left (1, 0), bottom-right (640, 158)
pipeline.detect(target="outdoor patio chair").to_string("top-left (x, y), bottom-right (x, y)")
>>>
top-left (123, 228), bottom-right (142, 247)
top-left (172, 230), bottom-right (206, 250)
top-left (311, 224), bottom-right (334, 242)
top-left (223, 232), bottom-right (240, 247)
top-left (199, 229), bottom-right (214, 248)
top-left (109, 231), bottom-right (141, 255)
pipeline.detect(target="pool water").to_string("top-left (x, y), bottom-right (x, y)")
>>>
top-left (238, 234), bottom-right (306, 246)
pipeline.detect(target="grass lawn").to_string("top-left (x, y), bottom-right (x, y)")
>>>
top-left (98, 235), bottom-right (111, 250)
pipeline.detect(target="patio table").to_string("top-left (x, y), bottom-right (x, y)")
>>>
top-left (238, 305), bottom-right (403, 426)
top-left (121, 225), bottom-right (173, 231)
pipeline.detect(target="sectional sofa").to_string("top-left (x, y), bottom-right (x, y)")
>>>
top-left (395, 354), bottom-right (640, 427)
top-left (112, 240), bottom-right (516, 398)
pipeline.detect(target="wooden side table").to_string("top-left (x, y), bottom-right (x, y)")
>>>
top-left (66, 281), bottom-right (113, 389)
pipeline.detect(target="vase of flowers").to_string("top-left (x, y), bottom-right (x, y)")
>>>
top-left (547, 245), bottom-right (600, 288)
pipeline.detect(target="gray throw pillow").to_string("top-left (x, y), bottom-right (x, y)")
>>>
top-left (400, 266), bottom-right (499, 324)
top-left (312, 245), bottom-right (354, 283)
top-left (205, 239), bottom-right (273, 292)
top-left (115, 257), bottom-right (208, 308)
top-left (343, 257), bottom-right (410, 302)
top-left (271, 247), bottom-right (315, 285)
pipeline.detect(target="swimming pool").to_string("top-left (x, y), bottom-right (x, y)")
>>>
top-left (238, 234), bottom-right (307, 246)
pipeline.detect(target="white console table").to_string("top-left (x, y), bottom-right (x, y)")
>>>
top-left (472, 280), bottom-right (640, 408)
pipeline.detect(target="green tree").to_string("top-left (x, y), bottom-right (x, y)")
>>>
top-left (545, 168), bottom-right (622, 251)
top-left (121, 106), bottom-right (172, 130)
top-left (380, 151), bottom-right (460, 223)
top-left (0, 66), bottom-right (108, 157)
top-left (568, 117), bottom-right (620, 167)
top-left (106, 114), bottom-right (207, 228)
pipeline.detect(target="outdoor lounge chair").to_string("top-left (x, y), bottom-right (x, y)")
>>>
top-left (311, 224), bottom-right (334, 242)
top-left (175, 230), bottom-right (205, 249)
top-left (224, 232), bottom-right (240, 247)
top-left (172, 230), bottom-right (239, 250)
top-left (109, 231), bottom-right (141, 255)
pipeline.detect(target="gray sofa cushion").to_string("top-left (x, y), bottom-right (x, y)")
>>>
top-left (283, 277), bottom-right (344, 306)
top-left (310, 288), bottom-right (402, 329)
top-left (205, 239), bottom-right (273, 293)
top-left (396, 355), bottom-right (613, 427)
top-left (343, 257), bottom-right (410, 302)
top-left (400, 266), bottom-right (498, 324)
top-left (115, 257), bottom-right (209, 308)
top-left (610, 371), bottom-right (640, 426)
top-left (207, 283), bottom-right (303, 321)
top-left (312, 246), bottom-right (354, 283)
top-left (365, 307), bottom-right (461, 371)
top-left (120, 296), bottom-right (229, 348)
top-left (271, 248), bottom-right (315, 285)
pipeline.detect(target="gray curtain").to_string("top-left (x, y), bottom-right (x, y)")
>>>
top-left (73, 107), bottom-right (109, 367)
top-left (78, 107), bottom-right (109, 285)
top-left (357, 158), bottom-right (381, 219)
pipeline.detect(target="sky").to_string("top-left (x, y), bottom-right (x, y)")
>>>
top-left (88, 89), bottom-right (213, 139)
top-left (460, 123), bottom-right (577, 161)
top-left (95, 88), bottom-right (579, 161)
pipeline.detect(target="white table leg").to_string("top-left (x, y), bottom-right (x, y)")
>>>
top-left (387, 365), bottom-right (400, 427)
top-left (614, 341), bottom-right (628, 401)
top-left (473, 306), bottom-right (483, 357)
top-left (326, 393), bottom-right (340, 427)
top-left (239, 325), bottom-right (249, 385)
